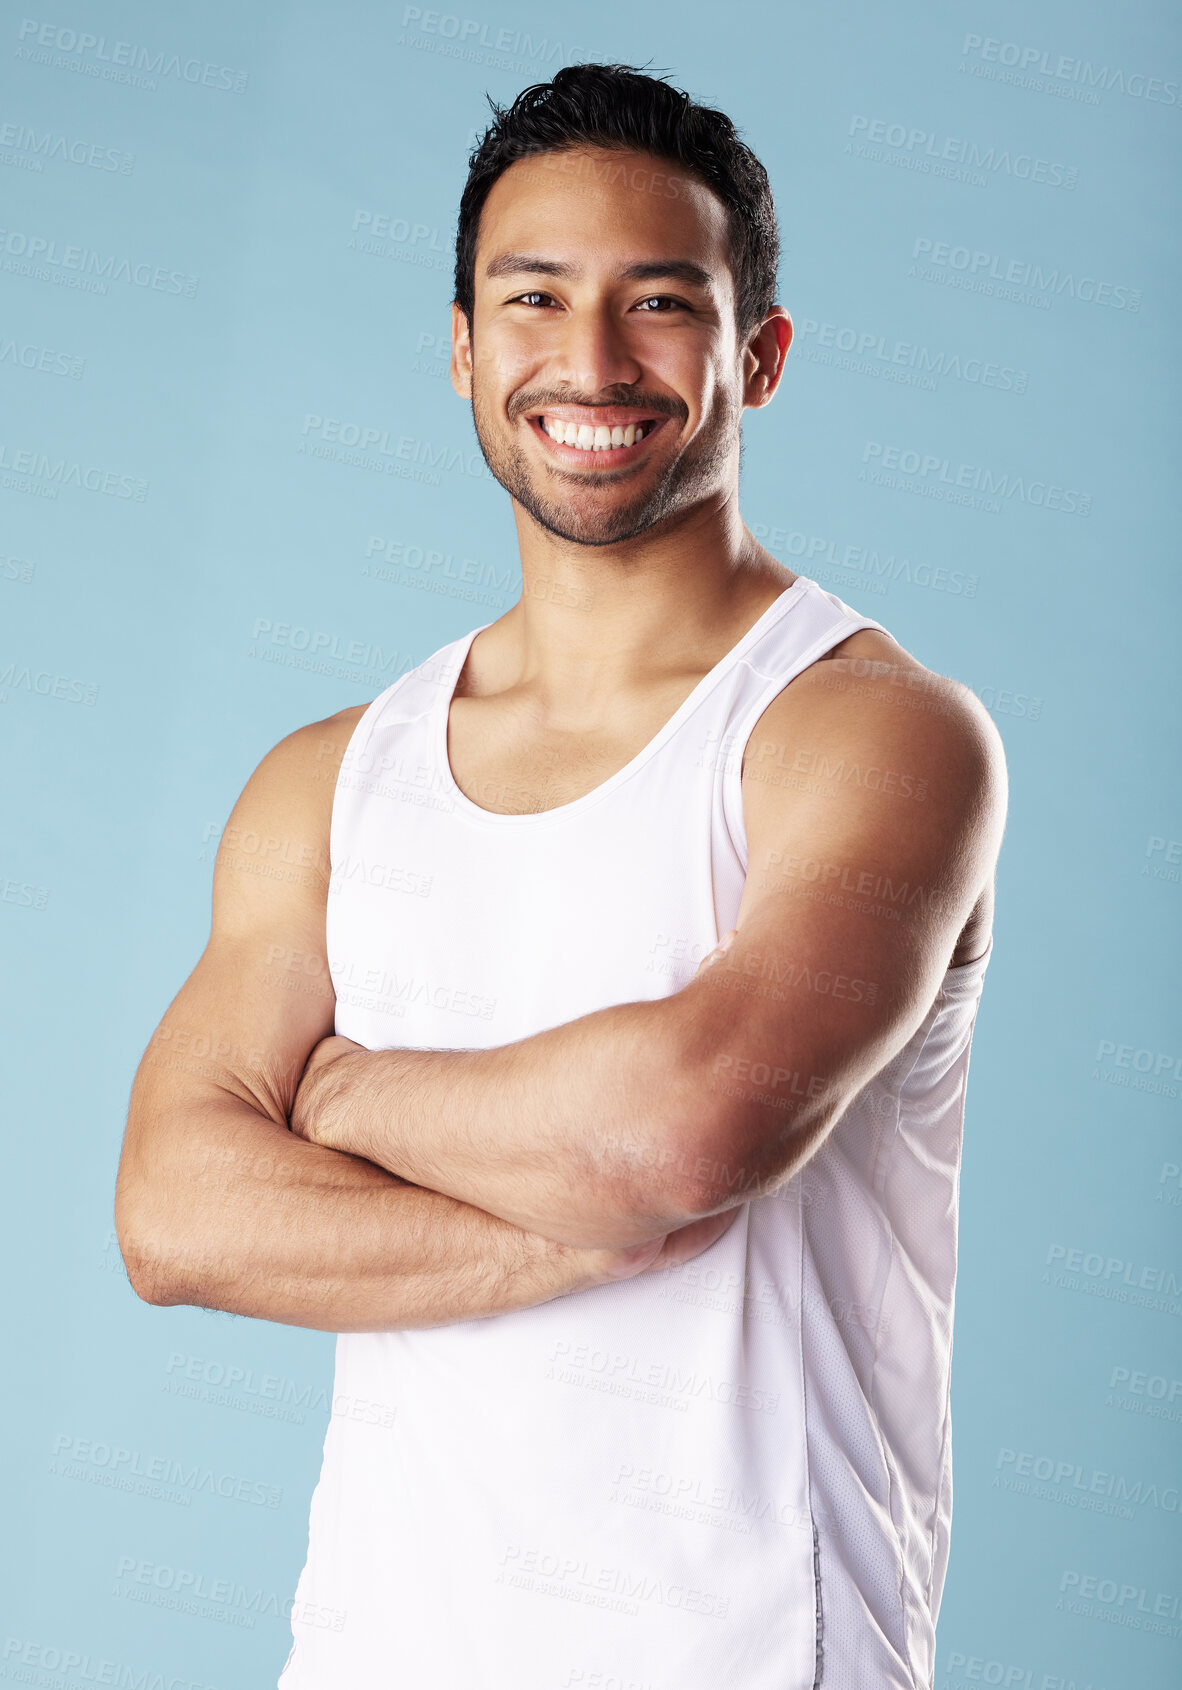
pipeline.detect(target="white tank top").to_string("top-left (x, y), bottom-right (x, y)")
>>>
top-left (279, 574), bottom-right (993, 1690)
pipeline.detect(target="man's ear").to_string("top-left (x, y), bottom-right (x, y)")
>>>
top-left (450, 302), bottom-right (473, 400)
top-left (744, 308), bottom-right (793, 408)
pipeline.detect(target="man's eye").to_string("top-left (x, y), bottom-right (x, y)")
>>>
top-left (508, 293), bottom-right (687, 311)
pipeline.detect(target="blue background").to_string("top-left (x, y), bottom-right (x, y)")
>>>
top-left (2, 1), bottom-right (1179, 1684)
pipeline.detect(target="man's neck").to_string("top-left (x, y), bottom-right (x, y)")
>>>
top-left (476, 505), bottom-right (796, 719)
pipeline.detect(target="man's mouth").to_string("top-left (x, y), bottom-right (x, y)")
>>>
top-left (524, 407), bottom-right (669, 463)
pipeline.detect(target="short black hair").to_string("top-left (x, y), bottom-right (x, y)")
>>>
top-left (454, 62), bottom-right (780, 346)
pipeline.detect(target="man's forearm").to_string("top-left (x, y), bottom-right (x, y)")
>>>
top-left (294, 994), bottom-right (721, 1250)
top-left (118, 1088), bottom-right (599, 1333)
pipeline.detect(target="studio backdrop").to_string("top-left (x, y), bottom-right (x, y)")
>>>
top-left (2, 2), bottom-right (1179, 1686)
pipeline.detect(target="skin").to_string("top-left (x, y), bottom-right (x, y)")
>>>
top-left (116, 142), bottom-right (1006, 1307)
top-left (115, 704), bottom-right (739, 1327)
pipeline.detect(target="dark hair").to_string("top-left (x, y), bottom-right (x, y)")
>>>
top-left (454, 62), bottom-right (780, 345)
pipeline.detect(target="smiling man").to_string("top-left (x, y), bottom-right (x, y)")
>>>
top-left (115, 62), bottom-right (1007, 1690)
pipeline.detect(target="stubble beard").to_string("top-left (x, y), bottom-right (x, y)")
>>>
top-left (469, 366), bottom-right (742, 549)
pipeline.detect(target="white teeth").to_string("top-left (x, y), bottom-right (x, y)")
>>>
top-left (540, 416), bottom-right (652, 451)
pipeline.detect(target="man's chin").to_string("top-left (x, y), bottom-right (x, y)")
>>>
top-left (472, 432), bottom-right (678, 546)
top-left (517, 495), bottom-right (662, 548)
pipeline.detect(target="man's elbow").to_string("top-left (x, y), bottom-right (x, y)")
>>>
top-left (118, 1234), bottom-right (175, 1305)
top-left (616, 1009), bottom-right (831, 1228)
top-left (114, 1180), bottom-right (196, 1308)
top-left (643, 1120), bottom-right (781, 1221)
top-left (621, 1071), bottom-right (749, 1227)
top-left (116, 1219), bottom-right (183, 1307)
top-left (649, 1048), bottom-right (837, 1219)
top-left (129, 1264), bottom-right (176, 1308)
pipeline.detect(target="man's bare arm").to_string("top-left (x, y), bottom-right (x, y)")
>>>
top-left (670, 655), bottom-right (1008, 1207)
top-left (290, 991), bottom-right (705, 1251)
top-left (290, 658), bottom-right (1007, 1248)
top-left (114, 714), bottom-right (731, 1332)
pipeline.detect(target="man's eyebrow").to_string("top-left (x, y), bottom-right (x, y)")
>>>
top-left (484, 252), bottom-right (716, 291)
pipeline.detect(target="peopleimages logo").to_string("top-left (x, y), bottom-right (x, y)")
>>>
top-left (14, 18), bottom-right (249, 92)
top-left (0, 226), bottom-right (198, 295)
top-left (911, 237), bottom-right (1140, 310)
top-left (959, 33), bottom-right (1181, 107)
top-left (1092, 1038), bottom-right (1181, 1099)
top-left (399, 7), bottom-right (565, 62)
top-left (0, 440), bottom-right (147, 499)
top-left (49, 1429), bottom-right (282, 1508)
top-left (995, 1447), bottom-right (1179, 1515)
top-left (2, 1638), bottom-right (241, 1686)
top-left (861, 441), bottom-right (1090, 515)
top-left (0, 121), bottom-right (134, 174)
top-left (401, 15), bottom-right (623, 81)
top-left (113, 1554), bottom-right (347, 1631)
top-left (944, 1653), bottom-right (1110, 1689)
top-left (848, 114), bottom-right (1078, 189)
top-left (794, 316), bottom-right (1029, 393)
top-left (1057, 1569), bottom-right (1182, 1626)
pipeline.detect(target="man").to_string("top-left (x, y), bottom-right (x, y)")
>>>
top-left (115, 62), bottom-right (1007, 1690)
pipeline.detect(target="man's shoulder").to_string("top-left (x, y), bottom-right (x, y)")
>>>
top-left (257, 702), bottom-right (373, 796)
top-left (256, 625), bottom-right (471, 812)
top-left (212, 704), bottom-right (373, 928)
top-left (222, 704), bottom-right (375, 875)
top-left (749, 624), bottom-right (1006, 779)
top-left (734, 622), bottom-right (1007, 970)
top-left (739, 620), bottom-right (1008, 866)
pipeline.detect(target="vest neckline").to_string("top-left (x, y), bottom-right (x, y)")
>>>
top-left (433, 575), bottom-right (815, 828)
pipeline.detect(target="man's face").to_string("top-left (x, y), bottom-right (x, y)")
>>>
top-left (452, 145), bottom-right (768, 548)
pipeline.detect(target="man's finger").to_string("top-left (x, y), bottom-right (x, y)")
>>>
top-left (695, 928), bottom-right (738, 974)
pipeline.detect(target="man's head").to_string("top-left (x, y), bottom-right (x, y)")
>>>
top-left (449, 62), bottom-right (791, 549)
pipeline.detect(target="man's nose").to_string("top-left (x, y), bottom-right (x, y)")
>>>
top-left (549, 303), bottom-right (643, 396)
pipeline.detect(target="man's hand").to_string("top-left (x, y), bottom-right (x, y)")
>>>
top-left (290, 1006), bottom-right (742, 1294)
top-left (290, 1034), bottom-right (364, 1150)
top-left (542, 1203), bottom-right (741, 1296)
top-left (279, 652), bottom-right (1004, 1254)
top-left (115, 702), bottom-right (744, 1332)
top-left (290, 931), bottom-right (739, 1182)
top-left (697, 929), bottom-right (739, 973)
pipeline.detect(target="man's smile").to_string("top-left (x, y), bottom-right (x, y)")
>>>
top-left (523, 406), bottom-right (671, 468)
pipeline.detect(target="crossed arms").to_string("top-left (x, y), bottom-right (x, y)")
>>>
top-left (287, 652), bottom-right (1006, 1246)
top-left (115, 649), bottom-right (1006, 1328)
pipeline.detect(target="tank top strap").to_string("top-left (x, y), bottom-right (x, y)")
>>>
top-left (339, 628), bottom-right (486, 774)
top-left (719, 576), bottom-right (892, 871)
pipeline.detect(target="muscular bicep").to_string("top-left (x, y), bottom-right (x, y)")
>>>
top-left (679, 660), bottom-right (1008, 1187)
top-left (124, 710), bottom-right (360, 1147)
